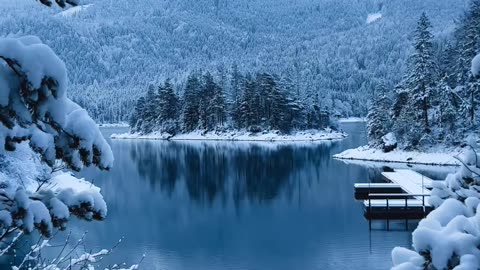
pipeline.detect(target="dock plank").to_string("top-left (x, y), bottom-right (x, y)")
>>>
top-left (381, 169), bottom-right (431, 204)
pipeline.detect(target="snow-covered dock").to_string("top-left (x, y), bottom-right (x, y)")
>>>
top-left (354, 183), bottom-right (403, 199)
top-left (381, 170), bottom-right (432, 201)
top-left (354, 169), bottom-right (434, 229)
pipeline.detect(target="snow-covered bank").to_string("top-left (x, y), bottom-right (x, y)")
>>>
top-left (97, 122), bottom-right (129, 128)
top-left (336, 158), bottom-right (457, 178)
top-left (111, 129), bottom-right (347, 142)
top-left (338, 117), bottom-right (366, 123)
top-left (333, 145), bottom-right (461, 166)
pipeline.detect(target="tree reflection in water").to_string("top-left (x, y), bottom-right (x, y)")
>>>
top-left (128, 141), bottom-right (337, 206)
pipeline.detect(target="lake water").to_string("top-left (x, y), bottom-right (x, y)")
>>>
top-left (2, 122), bottom-right (455, 269)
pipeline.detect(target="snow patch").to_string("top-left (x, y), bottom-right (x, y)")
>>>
top-left (97, 122), bottom-right (129, 128)
top-left (366, 13), bottom-right (382, 24)
top-left (57, 4), bottom-right (92, 17)
top-left (471, 53), bottom-right (480, 77)
top-left (338, 117), bottom-right (367, 123)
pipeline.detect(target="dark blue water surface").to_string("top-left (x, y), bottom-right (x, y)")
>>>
top-left (6, 122), bottom-right (450, 269)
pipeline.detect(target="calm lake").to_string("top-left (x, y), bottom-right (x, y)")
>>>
top-left (3, 122), bottom-right (456, 269)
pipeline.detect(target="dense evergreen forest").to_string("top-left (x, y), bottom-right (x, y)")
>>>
top-left (367, 1), bottom-right (480, 150)
top-left (0, 0), bottom-right (466, 123)
top-left (130, 70), bottom-right (335, 135)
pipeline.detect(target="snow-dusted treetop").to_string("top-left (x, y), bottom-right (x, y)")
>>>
top-left (471, 53), bottom-right (480, 77)
top-left (0, 36), bottom-right (113, 171)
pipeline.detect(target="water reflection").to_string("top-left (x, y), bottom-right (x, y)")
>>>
top-left (127, 141), bottom-right (340, 206)
top-left (3, 123), bottom-right (456, 270)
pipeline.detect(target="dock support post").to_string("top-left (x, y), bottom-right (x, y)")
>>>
top-left (368, 198), bottom-right (372, 230)
top-left (386, 198), bottom-right (390, 231)
top-left (405, 198), bottom-right (408, 230)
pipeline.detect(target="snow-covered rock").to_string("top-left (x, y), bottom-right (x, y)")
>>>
top-left (472, 53), bottom-right (480, 77)
top-left (382, 132), bottom-right (397, 152)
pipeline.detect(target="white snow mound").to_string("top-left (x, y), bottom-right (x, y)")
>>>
top-left (367, 13), bottom-right (382, 24)
top-left (58, 4), bottom-right (92, 17)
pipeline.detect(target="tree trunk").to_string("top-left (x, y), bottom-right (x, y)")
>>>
top-left (471, 90), bottom-right (475, 125)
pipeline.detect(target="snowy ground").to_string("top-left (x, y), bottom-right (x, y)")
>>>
top-left (111, 129), bottom-right (347, 142)
top-left (338, 117), bottom-right (367, 123)
top-left (336, 158), bottom-right (457, 179)
top-left (333, 145), bottom-right (461, 166)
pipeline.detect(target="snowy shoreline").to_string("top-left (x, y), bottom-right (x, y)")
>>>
top-left (111, 129), bottom-right (347, 142)
top-left (333, 145), bottom-right (461, 166)
top-left (97, 122), bottom-right (129, 128)
top-left (338, 117), bottom-right (367, 123)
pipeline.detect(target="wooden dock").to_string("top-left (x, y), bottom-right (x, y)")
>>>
top-left (354, 169), bottom-right (434, 230)
top-left (354, 183), bottom-right (403, 199)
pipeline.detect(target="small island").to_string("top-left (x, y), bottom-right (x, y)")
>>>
top-left (113, 71), bottom-right (347, 142)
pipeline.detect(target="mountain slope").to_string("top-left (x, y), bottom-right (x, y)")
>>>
top-left (0, 0), bottom-right (467, 122)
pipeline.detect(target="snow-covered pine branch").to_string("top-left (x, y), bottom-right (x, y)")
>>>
top-left (37, 0), bottom-right (80, 8)
top-left (5, 232), bottom-right (143, 270)
top-left (0, 36), bottom-right (113, 171)
top-left (0, 35), bottom-right (113, 241)
top-left (0, 34), bottom-right (114, 268)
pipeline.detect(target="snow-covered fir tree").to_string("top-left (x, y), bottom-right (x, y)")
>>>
top-left (157, 79), bottom-right (179, 134)
top-left (453, 0), bottom-right (480, 85)
top-left (129, 70), bottom-right (336, 135)
top-left (367, 82), bottom-right (391, 147)
top-left (437, 75), bottom-right (458, 137)
top-left (182, 73), bottom-right (201, 132)
top-left (407, 12), bottom-right (437, 132)
top-left (383, 13), bottom-right (467, 149)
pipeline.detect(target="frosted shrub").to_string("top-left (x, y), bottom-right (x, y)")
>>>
top-left (392, 137), bottom-right (480, 269)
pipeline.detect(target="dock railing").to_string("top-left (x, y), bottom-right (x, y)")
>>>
top-left (366, 193), bottom-right (431, 230)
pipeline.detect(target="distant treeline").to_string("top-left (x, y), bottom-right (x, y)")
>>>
top-left (129, 69), bottom-right (336, 135)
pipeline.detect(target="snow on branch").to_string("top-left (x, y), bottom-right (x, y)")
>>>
top-left (0, 34), bottom-right (113, 250)
top-left (38, 0), bottom-right (80, 8)
top-left (5, 232), bottom-right (143, 270)
top-left (0, 36), bottom-right (113, 171)
top-left (392, 137), bottom-right (480, 269)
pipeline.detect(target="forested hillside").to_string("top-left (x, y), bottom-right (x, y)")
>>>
top-left (0, 0), bottom-right (466, 122)
top-left (365, 1), bottom-right (480, 151)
